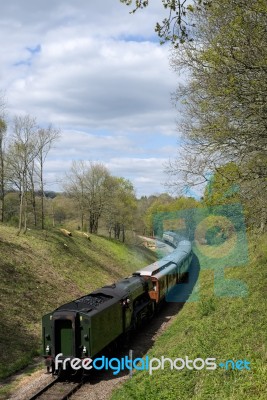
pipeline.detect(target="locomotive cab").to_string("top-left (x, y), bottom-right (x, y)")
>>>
top-left (42, 310), bottom-right (91, 375)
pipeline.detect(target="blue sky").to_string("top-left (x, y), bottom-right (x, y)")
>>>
top-left (0, 0), bottom-right (187, 197)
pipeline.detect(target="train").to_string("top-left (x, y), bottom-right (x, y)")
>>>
top-left (162, 231), bottom-right (184, 248)
top-left (42, 232), bottom-right (192, 377)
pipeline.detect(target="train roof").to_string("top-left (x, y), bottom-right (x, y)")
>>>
top-left (176, 240), bottom-right (192, 253)
top-left (134, 258), bottom-right (175, 277)
top-left (55, 275), bottom-right (145, 315)
top-left (103, 275), bottom-right (146, 297)
top-left (135, 240), bottom-right (192, 277)
top-left (153, 261), bottom-right (178, 280)
top-left (163, 231), bottom-right (178, 237)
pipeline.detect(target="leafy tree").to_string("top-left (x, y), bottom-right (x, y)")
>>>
top-left (145, 195), bottom-right (199, 238)
top-left (203, 163), bottom-right (241, 208)
top-left (144, 193), bottom-right (173, 235)
top-left (165, 0), bottom-right (267, 229)
top-left (135, 195), bottom-right (159, 236)
top-left (106, 177), bottom-right (137, 242)
top-left (4, 192), bottom-right (20, 225)
top-left (49, 195), bottom-right (75, 227)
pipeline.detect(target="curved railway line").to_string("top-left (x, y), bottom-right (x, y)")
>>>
top-left (10, 237), bottom-right (199, 400)
top-left (11, 258), bottom-right (199, 400)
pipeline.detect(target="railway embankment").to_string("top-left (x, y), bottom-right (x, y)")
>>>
top-left (112, 232), bottom-right (267, 400)
top-left (0, 225), bottom-right (157, 397)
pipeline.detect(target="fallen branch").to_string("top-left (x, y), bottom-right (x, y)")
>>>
top-left (60, 228), bottom-right (72, 237)
top-left (75, 231), bottom-right (91, 241)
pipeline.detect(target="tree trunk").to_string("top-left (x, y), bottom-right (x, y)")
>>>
top-left (29, 166), bottom-right (37, 227)
top-left (18, 183), bottom-right (24, 235)
top-left (0, 135), bottom-right (4, 222)
top-left (23, 177), bottom-right (28, 234)
top-left (18, 194), bottom-right (23, 234)
top-left (40, 157), bottom-right (45, 230)
top-left (122, 224), bottom-right (125, 243)
top-left (80, 211), bottom-right (84, 232)
top-left (260, 205), bottom-right (266, 233)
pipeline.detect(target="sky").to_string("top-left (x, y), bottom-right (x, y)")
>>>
top-left (0, 0), bottom-right (187, 197)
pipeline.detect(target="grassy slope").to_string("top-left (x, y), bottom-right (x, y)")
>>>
top-left (111, 233), bottom-right (267, 400)
top-left (0, 225), bottom-right (156, 380)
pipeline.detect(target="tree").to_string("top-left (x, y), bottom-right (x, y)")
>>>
top-left (145, 194), bottom-right (199, 238)
top-left (203, 163), bottom-right (240, 208)
top-left (84, 163), bottom-right (113, 234)
top-left (0, 119), bottom-right (7, 222)
top-left (8, 115), bottom-right (39, 234)
top-left (6, 117), bottom-right (60, 230)
top-left (165, 0), bottom-right (267, 228)
top-left (64, 160), bottom-right (88, 231)
top-left (49, 195), bottom-right (75, 227)
top-left (120, 0), bottom-right (212, 46)
top-left (36, 126), bottom-right (60, 229)
top-left (144, 193), bottom-right (174, 235)
top-left (105, 177), bottom-right (137, 242)
top-left (65, 161), bottom-right (113, 234)
top-left (4, 192), bottom-right (20, 224)
top-left (135, 195), bottom-right (159, 236)
top-left (0, 92), bottom-right (7, 223)
top-left (65, 163), bottom-right (138, 239)
top-left (27, 155), bottom-right (38, 226)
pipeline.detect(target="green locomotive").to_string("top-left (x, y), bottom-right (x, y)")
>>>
top-left (42, 235), bottom-right (192, 377)
top-left (42, 275), bottom-right (153, 375)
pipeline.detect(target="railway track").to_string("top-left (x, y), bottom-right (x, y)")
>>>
top-left (28, 378), bottom-right (83, 400)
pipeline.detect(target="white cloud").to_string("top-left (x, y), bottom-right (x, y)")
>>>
top-left (105, 157), bottom-right (168, 196)
top-left (48, 129), bottom-right (136, 160)
top-left (1, 0), bottom-right (183, 196)
top-left (8, 36), bottom-right (177, 132)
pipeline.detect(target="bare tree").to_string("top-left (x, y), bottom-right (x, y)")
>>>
top-left (36, 126), bottom-right (60, 229)
top-left (0, 119), bottom-right (7, 222)
top-left (27, 157), bottom-right (38, 226)
top-left (10, 115), bottom-right (39, 234)
top-left (65, 161), bottom-right (113, 234)
top-left (0, 92), bottom-right (8, 223)
top-left (64, 160), bottom-right (87, 231)
top-left (120, 0), bottom-right (212, 46)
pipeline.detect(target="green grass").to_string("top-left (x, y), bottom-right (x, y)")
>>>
top-left (0, 225), bottom-right (157, 383)
top-left (111, 233), bottom-right (267, 400)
